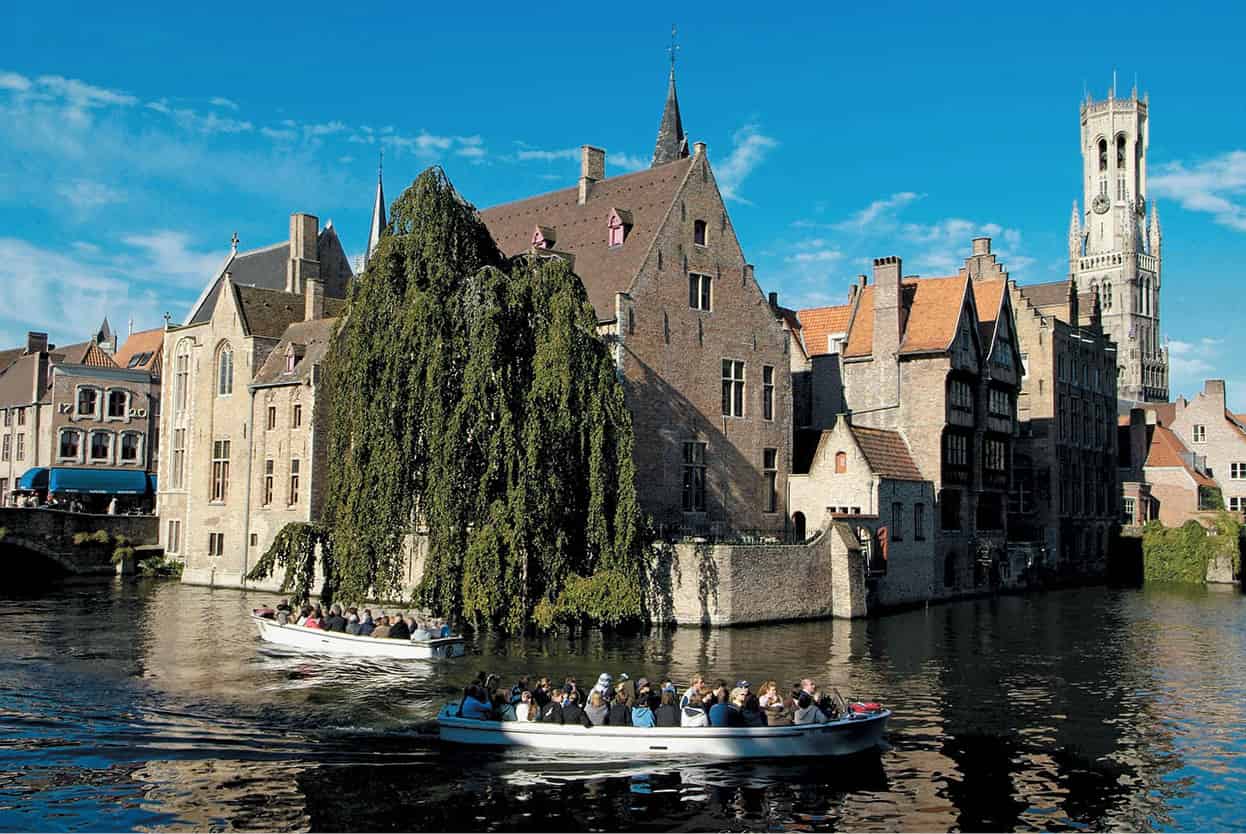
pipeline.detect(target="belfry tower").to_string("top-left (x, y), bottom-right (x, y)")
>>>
top-left (1069, 82), bottom-right (1167, 403)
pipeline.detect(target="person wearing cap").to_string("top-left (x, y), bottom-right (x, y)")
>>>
top-left (591, 672), bottom-right (613, 700)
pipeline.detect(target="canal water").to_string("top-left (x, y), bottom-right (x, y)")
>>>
top-left (1, 577), bottom-right (1243, 832)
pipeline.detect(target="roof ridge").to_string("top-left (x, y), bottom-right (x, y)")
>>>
top-left (481, 158), bottom-right (692, 216)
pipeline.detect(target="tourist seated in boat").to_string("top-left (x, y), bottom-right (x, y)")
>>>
top-left (303, 606), bottom-right (324, 629)
top-left (323, 605), bottom-right (348, 632)
top-left (631, 693), bottom-right (656, 728)
top-left (388, 613), bottom-right (411, 640)
top-left (537, 687), bottom-right (564, 723)
top-left (680, 674), bottom-right (705, 710)
top-left (515, 689), bottom-right (535, 722)
top-left (459, 685), bottom-right (492, 720)
top-left (584, 691), bottom-right (609, 726)
top-left (708, 685), bottom-right (744, 727)
top-left (615, 673), bottom-right (635, 706)
top-left (561, 688), bottom-right (593, 727)
top-left (354, 610), bottom-right (375, 636)
top-left (509, 676), bottom-right (530, 704)
top-left (410, 620), bottom-right (432, 641)
top-left (740, 693), bottom-right (767, 727)
top-left (491, 690), bottom-right (517, 721)
top-left (370, 615), bottom-right (392, 639)
top-left (532, 677), bottom-right (551, 708)
top-left (654, 690), bottom-right (680, 727)
top-left (793, 691), bottom-right (829, 725)
top-left (607, 690), bottom-right (632, 726)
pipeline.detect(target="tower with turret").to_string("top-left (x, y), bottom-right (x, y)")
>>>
top-left (1069, 83), bottom-right (1167, 404)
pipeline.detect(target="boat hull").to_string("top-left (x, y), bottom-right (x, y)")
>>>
top-left (252, 615), bottom-right (466, 659)
top-left (437, 710), bottom-right (889, 759)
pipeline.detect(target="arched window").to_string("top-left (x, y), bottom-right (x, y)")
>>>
top-left (1103, 282), bottom-right (1112, 310)
top-left (834, 451), bottom-right (847, 473)
top-left (107, 389), bottom-right (128, 419)
top-left (216, 343), bottom-right (233, 396)
top-left (76, 386), bottom-right (98, 418)
top-left (693, 219), bottom-right (707, 247)
top-left (58, 429), bottom-right (82, 461)
top-left (792, 512), bottom-right (806, 542)
top-left (1116, 134), bottom-right (1127, 168)
top-left (1098, 138), bottom-right (1108, 172)
top-left (174, 339), bottom-right (192, 414)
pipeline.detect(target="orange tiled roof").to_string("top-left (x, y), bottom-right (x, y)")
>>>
top-left (796, 304), bottom-right (852, 357)
top-left (845, 275), bottom-right (970, 358)
top-left (53, 341), bottom-right (117, 369)
top-left (1146, 423), bottom-right (1216, 487)
top-left (850, 425), bottom-right (925, 481)
top-left (114, 328), bottom-right (164, 374)
top-left (971, 279), bottom-right (1006, 346)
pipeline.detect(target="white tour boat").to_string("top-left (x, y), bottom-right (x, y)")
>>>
top-left (251, 614), bottom-right (466, 660)
top-left (436, 708), bottom-right (889, 759)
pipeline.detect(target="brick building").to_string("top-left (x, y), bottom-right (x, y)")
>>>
top-left (0, 325), bottom-right (161, 509)
top-left (1118, 408), bottom-right (1218, 527)
top-left (479, 68), bottom-right (791, 537)
top-left (157, 213), bottom-right (353, 588)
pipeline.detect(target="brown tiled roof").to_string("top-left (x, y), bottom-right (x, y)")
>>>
top-left (233, 285), bottom-right (346, 339)
top-left (1147, 402), bottom-right (1177, 426)
top-left (1018, 280), bottom-right (1071, 310)
top-left (971, 279), bottom-right (1006, 346)
top-left (850, 425), bottom-right (925, 481)
top-left (846, 275), bottom-right (969, 358)
top-left (797, 304), bottom-right (852, 357)
top-left (0, 353), bottom-right (40, 406)
top-left (53, 341), bottom-right (117, 368)
top-left (253, 317), bottom-right (340, 385)
top-left (479, 158), bottom-right (694, 320)
top-left (1146, 423), bottom-right (1216, 487)
top-left (0, 347), bottom-right (23, 374)
top-left (114, 328), bottom-right (165, 374)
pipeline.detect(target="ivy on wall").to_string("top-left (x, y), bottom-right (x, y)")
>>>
top-left (321, 167), bottom-right (644, 632)
top-left (1141, 513), bottom-right (1243, 584)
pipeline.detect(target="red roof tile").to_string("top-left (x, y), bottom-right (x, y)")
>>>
top-left (843, 275), bottom-right (969, 358)
top-left (797, 304), bottom-right (852, 356)
top-left (850, 425), bottom-right (925, 481)
top-left (1146, 423), bottom-right (1216, 487)
top-left (114, 328), bottom-right (165, 374)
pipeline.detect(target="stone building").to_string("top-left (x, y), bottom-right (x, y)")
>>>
top-left (1068, 86), bottom-right (1167, 404)
top-left (478, 68), bottom-right (791, 537)
top-left (156, 213), bottom-right (353, 588)
top-left (1118, 408), bottom-right (1218, 527)
top-left (0, 326), bottom-right (160, 508)
top-left (794, 250), bottom-right (1025, 600)
top-left (950, 236), bottom-right (1122, 577)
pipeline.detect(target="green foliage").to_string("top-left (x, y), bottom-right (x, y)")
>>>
top-left (1142, 513), bottom-right (1243, 583)
top-left (0, 528), bottom-right (7, 542)
top-left (72, 529), bottom-right (113, 546)
top-left (323, 167), bottom-right (645, 632)
top-left (1199, 485), bottom-right (1225, 511)
top-left (245, 522), bottom-right (335, 605)
top-left (138, 556), bottom-right (183, 578)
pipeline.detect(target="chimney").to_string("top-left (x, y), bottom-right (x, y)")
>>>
top-left (972, 237), bottom-right (991, 256)
top-left (768, 291), bottom-right (779, 310)
top-left (872, 257), bottom-right (902, 392)
top-left (693, 141), bottom-right (706, 157)
top-left (286, 213), bottom-right (321, 294)
top-left (578, 146), bottom-right (605, 205)
top-left (743, 263), bottom-right (755, 287)
top-left (25, 332), bottom-right (48, 354)
top-left (305, 276), bottom-right (324, 321)
top-left (1128, 408), bottom-right (1149, 474)
top-left (1204, 379), bottom-right (1227, 406)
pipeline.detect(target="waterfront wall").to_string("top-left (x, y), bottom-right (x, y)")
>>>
top-left (648, 516), bottom-right (868, 626)
top-left (0, 508), bottom-right (158, 574)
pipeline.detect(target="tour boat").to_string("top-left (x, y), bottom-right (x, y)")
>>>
top-left (251, 614), bottom-right (467, 660)
top-left (436, 707), bottom-right (889, 759)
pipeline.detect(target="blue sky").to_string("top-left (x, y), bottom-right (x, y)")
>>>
top-left (4, 2), bottom-right (1244, 406)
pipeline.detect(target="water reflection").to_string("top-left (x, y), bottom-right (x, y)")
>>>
top-left (0, 576), bottom-right (1244, 830)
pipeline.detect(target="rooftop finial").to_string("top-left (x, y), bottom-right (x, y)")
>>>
top-left (230, 231), bottom-right (239, 254)
top-left (668, 23), bottom-right (679, 74)
top-left (378, 148), bottom-right (383, 180)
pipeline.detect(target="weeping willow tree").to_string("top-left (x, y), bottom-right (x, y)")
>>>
top-left (245, 522), bottom-right (335, 605)
top-left (323, 167), bottom-right (644, 632)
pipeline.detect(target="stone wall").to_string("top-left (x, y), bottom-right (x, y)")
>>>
top-left (0, 507), bottom-right (158, 574)
top-left (648, 516), bottom-right (866, 626)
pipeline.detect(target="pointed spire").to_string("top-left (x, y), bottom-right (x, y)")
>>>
top-left (651, 25), bottom-right (689, 168)
top-left (1149, 199), bottom-right (1162, 257)
top-left (1068, 200), bottom-right (1082, 263)
top-left (366, 151), bottom-right (387, 268)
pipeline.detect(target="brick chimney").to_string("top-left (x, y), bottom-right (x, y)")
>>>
top-left (25, 331), bottom-right (48, 354)
top-left (873, 256), bottom-right (902, 394)
top-left (1204, 379), bottom-right (1227, 407)
top-left (305, 276), bottom-right (324, 321)
top-left (286, 213), bottom-right (321, 294)
top-left (578, 146), bottom-right (605, 205)
top-left (972, 236), bottom-right (991, 255)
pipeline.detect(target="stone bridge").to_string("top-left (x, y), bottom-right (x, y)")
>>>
top-left (0, 508), bottom-right (159, 576)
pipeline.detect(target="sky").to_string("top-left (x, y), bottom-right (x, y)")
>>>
top-left (4, 1), bottom-right (1245, 406)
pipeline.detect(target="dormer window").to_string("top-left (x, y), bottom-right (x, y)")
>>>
top-left (693, 219), bottom-right (707, 247)
top-left (532, 225), bottom-right (555, 250)
top-left (284, 347), bottom-right (297, 374)
top-left (607, 208), bottom-right (632, 248)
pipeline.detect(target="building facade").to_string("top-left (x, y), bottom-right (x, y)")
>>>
top-left (1151, 380), bottom-right (1246, 517)
top-left (157, 213), bottom-right (352, 587)
top-left (479, 70), bottom-right (791, 537)
top-left (1069, 87), bottom-right (1167, 404)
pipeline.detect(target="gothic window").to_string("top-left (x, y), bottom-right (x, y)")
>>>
top-left (211, 439), bottom-right (231, 502)
top-left (1103, 282), bottom-right (1112, 310)
top-left (1116, 134), bottom-right (1127, 168)
top-left (1098, 138), bottom-right (1108, 172)
top-left (216, 343), bottom-right (233, 397)
top-left (173, 339), bottom-right (191, 415)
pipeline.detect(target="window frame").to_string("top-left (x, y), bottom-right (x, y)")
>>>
top-left (263, 459), bottom-right (274, 506)
top-left (166, 519), bottom-right (181, 554)
top-left (210, 439), bottom-right (231, 503)
top-left (1193, 425), bottom-right (1206, 444)
top-left (289, 458), bottom-right (301, 505)
top-left (891, 501), bottom-right (904, 541)
top-left (266, 405), bottom-right (277, 431)
top-left (688, 272), bottom-right (713, 312)
top-left (292, 403), bottom-right (302, 429)
top-left (1231, 462), bottom-right (1246, 481)
top-left (75, 385), bottom-right (100, 419)
top-left (216, 343), bottom-right (234, 397)
top-left (119, 431), bottom-right (142, 464)
top-left (173, 339), bottom-right (192, 415)
top-left (762, 448), bottom-right (778, 514)
top-left (171, 428), bottom-right (186, 489)
top-left (106, 388), bottom-right (129, 420)
top-left (681, 440), bottom-right (707, 514)
top-left (693, 219), bottom-right (708, 247)
top-left (721, 359), bottom-right (746, 418)
top-left (914, 503), bottom-right (926, 540)
top-left (58, 428), bottom-right (82, 462)
top-left (89, 429), bottom-right (113, 463)
top-left (762, 365), bottom-right (775, 421)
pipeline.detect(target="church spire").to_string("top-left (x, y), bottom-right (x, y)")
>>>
top-left (651, 25), bottom-right (689, 167)
top-left (365, 152), bottom-right (386, 268)
top-left (1149, 200), bottom-right (1162, 257)
top-left (1068, 200), bottom-right (1082, 264)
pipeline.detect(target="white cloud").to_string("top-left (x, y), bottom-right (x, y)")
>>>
top-left (516, 147), bottom-right (579, 162)
top-left (0, 71), bottom-right (32, 92)
top-left (832, 192), bottom-right (922, 234)
top-left (146, 99), bottom-right (253, 134)
top-left (786, 249), bottom-right (843, 264)
top-left (382, 130), bottom-right (454, 155)
top-left (261, 126), bottom-right (298, 141)
top-left (56, 180), bottom-right (125, 211)
top-left (1151, 151), bottom-right (1246, 232)
top-left (715, 124), bottom-right (778, 204)
top-left (209, 96), bottom-right (239, 110)
top-left (303, 120), bottom-right (347, 138)
top-left (119, 231), bottom-right (224, 288)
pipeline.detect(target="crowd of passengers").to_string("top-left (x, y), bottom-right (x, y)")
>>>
top-left (455, 672), bottom-right (849, 728)
top-left (253, 600), bottom-right (452, 641)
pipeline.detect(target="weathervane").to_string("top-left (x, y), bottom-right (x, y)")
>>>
top-left (668, 24), bottom-right (679, 72)
top-left (230, 231), bottom-right (239, 254)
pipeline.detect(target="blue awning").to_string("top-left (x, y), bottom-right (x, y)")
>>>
top-left (17, 467), bottom-right (49, 491)
top-left (48, 467), bottom-right (150, 495)
top-left (147, 473), bottom-right (158, 494)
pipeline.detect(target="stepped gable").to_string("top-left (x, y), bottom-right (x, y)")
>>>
top-left (479, 157), bottom-right (694, 321)
top-left (844, 275), bottom-right (970, 358)
top-left (848, 425), bottom-right (925, 482)
top-left (233, 285), bottom-right (345, 339)
top-left (797, 304), bottom-right (852, 357)
top-left (253, 317), bottom-right (339, 385)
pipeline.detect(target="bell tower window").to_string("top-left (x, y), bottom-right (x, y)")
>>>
top-left (1098, 138), bottom-right (1108, 172)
